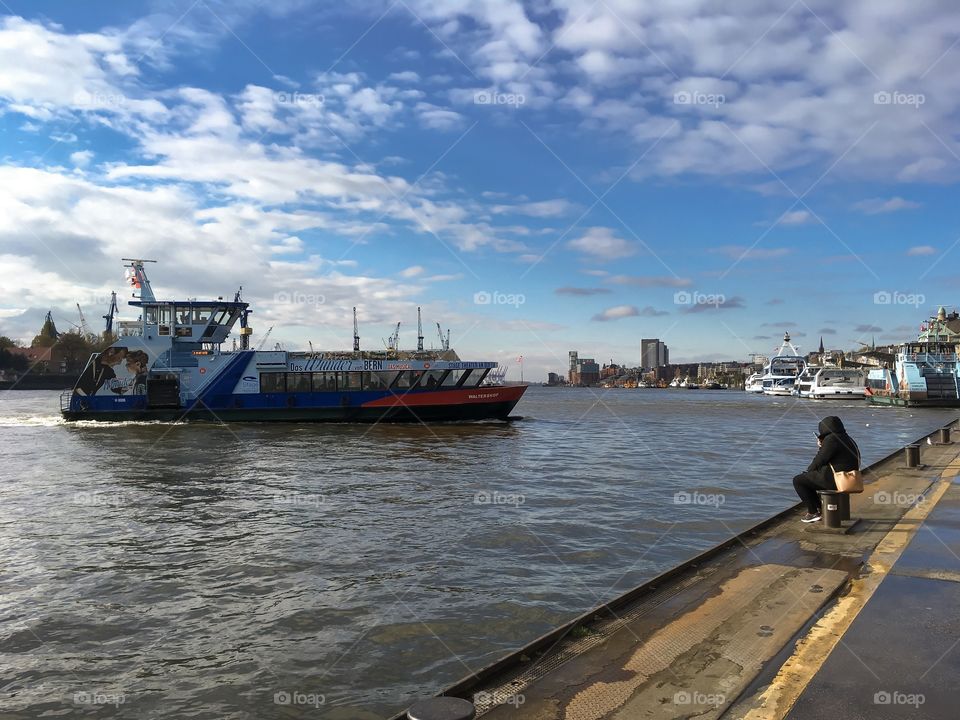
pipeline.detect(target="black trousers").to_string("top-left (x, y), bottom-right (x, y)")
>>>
top-left (793, 468), bottom-right (835, 513)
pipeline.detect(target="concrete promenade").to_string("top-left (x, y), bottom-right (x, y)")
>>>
top-left (409, 425), bottom-right (960, 720)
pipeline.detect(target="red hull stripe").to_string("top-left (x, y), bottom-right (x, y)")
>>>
top-left (361, 385), bottom-right (526, 408)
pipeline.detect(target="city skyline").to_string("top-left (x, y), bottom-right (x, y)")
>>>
top-left (0, 2), bottom-right (958, 380)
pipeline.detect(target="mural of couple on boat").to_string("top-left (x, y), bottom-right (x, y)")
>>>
top-left (74, 346), bottom-right (150, 396)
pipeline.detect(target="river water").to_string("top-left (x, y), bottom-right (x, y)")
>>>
top-left (0, 387), bottom-right (955, 719)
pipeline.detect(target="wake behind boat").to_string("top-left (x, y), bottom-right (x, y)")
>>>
top-left (60, 261), bottom-right (527, 422)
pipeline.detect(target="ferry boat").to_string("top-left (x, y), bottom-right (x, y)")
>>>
top-left (866, 307), bottom-right (960, 407)
top-left (60, 260), bottom-right (527, 422)
top-left (760, 333), bottom-right (806, 396)
top-left (795, 366), bottom-right (867, 399)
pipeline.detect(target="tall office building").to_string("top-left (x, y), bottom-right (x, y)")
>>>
top-left (568, 351), bottom-right (579, 381)
top-left (641, 339), bottom-right (669, 369)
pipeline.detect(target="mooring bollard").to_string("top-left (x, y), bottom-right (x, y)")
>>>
top-left (407, 697), bottom-right (476, 720)
top-left (838, 493), bottom-right (850, 522)
top-left (819, 491), bottom-right (843, 529)
top-left (938, 427), bottom-right (952, 444)
top-left (905, 443), bottom-right (921, 468)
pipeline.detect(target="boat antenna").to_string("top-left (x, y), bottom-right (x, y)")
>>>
top-left (417, 307), bottom-right (424, 352)
top-left (353, 307), bottom-right (360, 352)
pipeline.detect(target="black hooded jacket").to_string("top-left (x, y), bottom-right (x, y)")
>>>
top-left (807, 416), bottom-right (860, 473)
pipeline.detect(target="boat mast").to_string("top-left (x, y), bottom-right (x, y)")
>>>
top-left (122, 258), bottom-right (157, 302)
top-left (235, 286), bottom-right (253, 350)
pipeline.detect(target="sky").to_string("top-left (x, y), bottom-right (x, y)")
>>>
top-left (0, 0), bottom-right (958, 379)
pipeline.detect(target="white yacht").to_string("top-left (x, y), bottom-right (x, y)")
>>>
top-left (744, 372), bottom-right (764, 393)
top-left (760, 333), bottom-right (806, 396)
top-left (795, 366), bottom-right (867, 399)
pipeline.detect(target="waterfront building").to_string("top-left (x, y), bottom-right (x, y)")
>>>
top-left (640, 339), bottom-right (669, 369)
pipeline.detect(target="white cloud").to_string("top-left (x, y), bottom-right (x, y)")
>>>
top-left (399, 265), bottom-right (425, 278)
top-left (491, 199), bottom-right (574, 217)
top-left (592, 305), bottom-right (639, 322)
top-left (777, 209), bottom-right (816, 226)
top-left (567, 227), bottom-right (635, 260)
top-left (906, 245), bottom-right (936, 256)
top-left (388, 71), bottom-right (420, 83)
top-left (852, 196), bottom-right (921, 214)
top-left (415, 102), bottom-right (466, 130)
top-left (69, 150), bottom-right (94, 167)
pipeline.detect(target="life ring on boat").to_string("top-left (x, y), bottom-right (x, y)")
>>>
top-left (424, 363), bottom-right (430, 369)
top-left (199, 367), bottom-right (207, 375)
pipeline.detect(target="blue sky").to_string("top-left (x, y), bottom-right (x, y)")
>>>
top-left (0, 0), bottom-right (958, 378)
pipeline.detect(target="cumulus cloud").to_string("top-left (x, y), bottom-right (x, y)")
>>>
top-left (567, 227), bottom-right (635, 260)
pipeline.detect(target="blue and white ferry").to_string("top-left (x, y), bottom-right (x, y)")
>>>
top-left (866, 307), bottom-right (960, 407)
top-left (61, 261), bottom-right (527, 422)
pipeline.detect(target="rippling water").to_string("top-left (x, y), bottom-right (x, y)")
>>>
top-left (0, 388), bottom-right (956, 719)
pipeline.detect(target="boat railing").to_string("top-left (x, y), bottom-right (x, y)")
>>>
top-left (59, 389), bottom-right (73, 411)
top-left (904, 352), bottom-right (957, 364)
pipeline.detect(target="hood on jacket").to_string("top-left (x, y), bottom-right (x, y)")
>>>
top-left (818, 416), bottom-right (846, 438)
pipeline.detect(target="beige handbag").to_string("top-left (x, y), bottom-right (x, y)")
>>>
top-left (831, 465), bottom-right (864, 493)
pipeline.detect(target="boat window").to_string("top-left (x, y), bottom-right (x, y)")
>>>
top-left (288, 373), bottom-right (311, 392)
top-left (455, 369), bottom-right (473, 387)
top-left (311, 372), bottom-right (336, 391)
top-left (364, 371), bottom-right (394, 390)
top-left (393, 371), bottom-right (411, 389)
top-left (175, 326), bottom-right (193, 337)
top-left (260, 373), bottom-right (285, 393)
top-left (340, 372), bottom-right (362, 391)
top-left (158, 306), bottom-right (172, 336)
top-left (409, 370), bottom-right (424, 388)
top-left (144, 305), bottom-right (158, 325)
top-left (419, 370), bottom-right (445, 389)
top-left (472, 369), bottom-right (491, 386)
top-left (176, 305), bottom-right (192, 325)
top-left (212, 309), bottom-right (230, 326)
top-left (192, 306), bottom-right (214, 324)
top-left (441, 370), bottom-right (462, 387)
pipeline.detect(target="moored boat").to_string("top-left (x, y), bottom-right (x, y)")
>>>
top-left (866, 307), bottom-right (960, 407)
top-left (60, 261), bottom-right (527, 422)
top-left (795, 366), bottom-right (867, 399)
top-left (760, 333), bottom-right (806, 396)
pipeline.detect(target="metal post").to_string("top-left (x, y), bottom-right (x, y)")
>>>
top-left (938, 427), bottom-right (952, 444)
top-left (905, 443), bottom-right (921, 468)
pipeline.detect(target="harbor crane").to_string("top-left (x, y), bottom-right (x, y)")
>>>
top-left (417, 307), bottom-right (424, 352)
top-left (353, 306), bottom-right (360, 352)
top-left (102, 292), bottom-right (118, 337)
top-left (385, 322), bottom-right (401, 351)
top-left (436, 322), bottom-right (450, 351)
top-left (256, 326), bottom-right (274, 351)
top-left (76, 304), bottom-right (96, 341)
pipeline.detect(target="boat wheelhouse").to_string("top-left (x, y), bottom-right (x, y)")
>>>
top-left (866, 307), bottom-right (960, 407)
top-left (760, 333), bottom-right (806, 396)
top-left (61, 261), bottom-right (527, 422)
